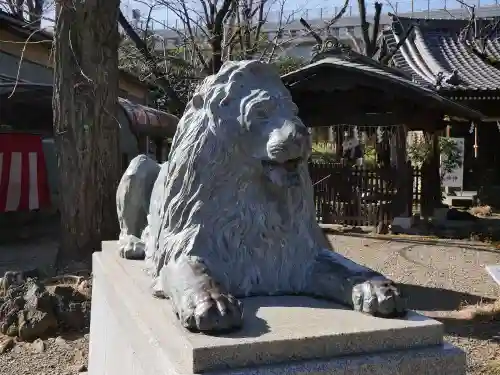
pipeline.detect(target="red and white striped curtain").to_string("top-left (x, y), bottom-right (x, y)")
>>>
top-left (0, 133), bottom-right (51, 212)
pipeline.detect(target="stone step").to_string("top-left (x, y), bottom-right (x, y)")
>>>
top-left (88, 241), bottom-right (464, 375)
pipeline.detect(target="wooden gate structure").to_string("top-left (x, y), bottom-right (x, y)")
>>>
top-left (281, 44), bottom-right (483, 224)
top-left (309, 162), bottom-right (412, 226)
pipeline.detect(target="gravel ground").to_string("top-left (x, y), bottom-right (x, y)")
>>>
top-left (327, 234), bottom-right (500, 375)
top-left (1, 234), bottom-right (500, 374)
top-left (0, 334), bottom-right (88, 375)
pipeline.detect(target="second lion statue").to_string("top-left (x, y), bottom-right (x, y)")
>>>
top-left (116, 60), bottom-right (406, 333)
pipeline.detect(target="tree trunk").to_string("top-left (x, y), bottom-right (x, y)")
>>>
top-left (53, 0), bottom-right (121, 261)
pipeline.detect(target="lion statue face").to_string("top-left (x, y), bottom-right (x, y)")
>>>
top-left (173, 60), bottom-right (312, 190)
top-left (237, 87), bottom-right (312, 188)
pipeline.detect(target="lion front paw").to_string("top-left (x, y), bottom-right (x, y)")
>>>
top-left (118, 234), bottom-right (146, 260)
top-left (179, 289), bottom-right (243, 333)
top-left (352, 278), bottom-right (406, 318)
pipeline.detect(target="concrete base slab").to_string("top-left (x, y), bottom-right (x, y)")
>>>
top-left (88, 241), bottom-right (465, 375)
top-left (486, 264), bottom-right (500, 286)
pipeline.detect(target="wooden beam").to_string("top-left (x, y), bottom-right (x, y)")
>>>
top-left (304, 112), bottom-right (444, 129)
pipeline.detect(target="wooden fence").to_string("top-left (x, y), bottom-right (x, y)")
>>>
top-left (411, 166), bottom-right (422, 212)
top-left (309, 162), bottom-right (421, 226)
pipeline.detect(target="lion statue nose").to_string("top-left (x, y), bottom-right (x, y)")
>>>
top-left (267, 119), bottom-right (309, 161)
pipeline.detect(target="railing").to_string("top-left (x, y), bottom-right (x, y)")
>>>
top-left (267, 0), bottom-right (500, 23)
top-left (308, 161), bottom-right (422, 225)
top-left (120, 0), bottom-right (500, 31)
top-left (309, 162), bottom-right (398, 225)
top-left (412, 166), bottom-right (423, 212)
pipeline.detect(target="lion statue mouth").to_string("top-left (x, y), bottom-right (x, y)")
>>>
top-left (261, 157), bottom-right (303, 187)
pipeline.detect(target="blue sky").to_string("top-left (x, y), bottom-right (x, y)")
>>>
top-left (120, 0), bottom-right (499, 28)
top-left (40, 0), bottom-right (499, 30)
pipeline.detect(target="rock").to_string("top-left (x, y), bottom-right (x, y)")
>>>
top-left (0, 335), bottom-right (14, 353)
top-left (0, 294), bottom-right (24, 337)
top-left (12, 342), bottom-right (24, 353)
top-left (6, 279), bottom-right (59, 341)
top-left (31, 338), bottom-right (45, 352)
top-left (0, 273), bottom-right (91, 341)
top-left (76, 279), bottom-right (92, 300)
top-left (73, 348), bottom-right (84, 362)
top-left (52, 285), bottom-right (91, 331)
top-left (55, 336), bottom-right (70, 348)
top-left (18, 305), bottom-right (58, 341)
top-left (77, 363), bottom-right (87, 372)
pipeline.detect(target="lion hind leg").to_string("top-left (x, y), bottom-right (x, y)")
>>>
top-left (116, 154), bottom-right (160, 260)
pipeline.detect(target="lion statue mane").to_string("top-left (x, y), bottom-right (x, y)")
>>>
top-left (116, 60), bottom-right (405, 333)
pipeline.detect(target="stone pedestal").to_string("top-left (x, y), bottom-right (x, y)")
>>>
top-left (88, 241), bottom-right (466, 374)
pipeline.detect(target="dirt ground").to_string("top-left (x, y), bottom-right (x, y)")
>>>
top-left (327, 233), bottom-right (500, 375)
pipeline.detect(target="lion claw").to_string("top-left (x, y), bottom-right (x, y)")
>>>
top-left (182, 290), bottom-right (243, 333)
top-left (352, 278), bottom-right (406, 318)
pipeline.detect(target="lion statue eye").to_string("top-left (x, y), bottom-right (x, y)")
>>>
top-left (253, 102), bottom-right (276, 119)
top-left (256, 110), bottom-right (267, 119)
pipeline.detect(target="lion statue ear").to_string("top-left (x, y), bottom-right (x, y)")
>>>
top-left (192, 94), bottom-right (204, 110)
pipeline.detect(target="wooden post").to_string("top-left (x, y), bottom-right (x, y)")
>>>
top-left (393, 125), bottom-right (410, 217)
top-left (335, 126), bottom-right (343, 160)
top-left (420, 129), bottom-right (441, 218)
top-left (155, 139), bottom-right (163, 162)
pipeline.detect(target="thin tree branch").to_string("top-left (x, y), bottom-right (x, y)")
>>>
top-left (358, 0), bottom-right (371, 55)
top-left (368, 2), bottom-right (382, 57)
top-left (117, 10), bottom-right (185, 112)
top-left (325, 0), bottom-right (350, 29)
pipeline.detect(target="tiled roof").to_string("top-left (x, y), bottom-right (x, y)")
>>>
top-left (281, 55), bottom-right (483, 120)
top-left (385, 16), bottom-right (500, 93)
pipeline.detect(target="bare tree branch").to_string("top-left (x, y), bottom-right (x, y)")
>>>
top-left (346, 30), bottom-right (362, 53)
top-left (358, 0), bottom-right (371, 53)
top-left (368, 2), bottom-right (382, 56)
top-left (210, 0), bottom-right (233, 72)
top-left (118, 9), bottom-right (185, 112)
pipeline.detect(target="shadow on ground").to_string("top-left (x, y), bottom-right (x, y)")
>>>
top-left (329, 231), bottom-right (500, 254)
top-left (399, 283), bottom-right (494, 311)
top-left (439, 318), bottom-right (500, 341)
top-left (400, 283), bottom-right (500, 340)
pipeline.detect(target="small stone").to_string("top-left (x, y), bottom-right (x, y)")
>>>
top-left (73, 348), bottom-right (84, 362)
top-left (18, 307), bottom-right (58, 341)
top-left (31, 338), bottom-right (45, 352)
top-left (0, 336), bottom-right (14, 353)
top-left (77, 363), bottom-right (88, 372)
top-left (55, 336), bottom-right (70, 348)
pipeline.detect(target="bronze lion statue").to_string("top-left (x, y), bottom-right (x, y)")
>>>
top-left (116, 60), bottom-right (406, 333)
